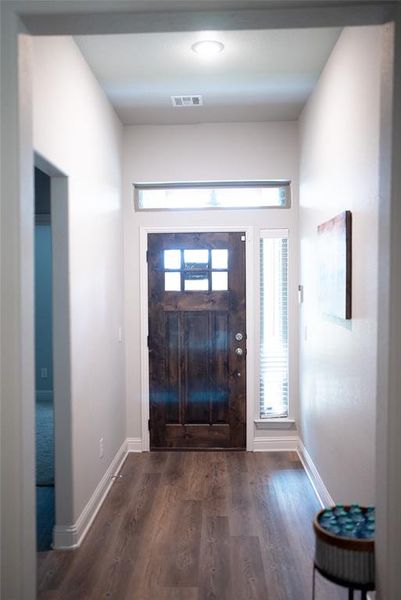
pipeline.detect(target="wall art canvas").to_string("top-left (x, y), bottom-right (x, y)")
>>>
top-left (317, 210), bottom-right (352, 320)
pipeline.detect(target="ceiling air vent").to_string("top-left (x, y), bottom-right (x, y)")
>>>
top-left (171, 95), bottom-right (203, 107)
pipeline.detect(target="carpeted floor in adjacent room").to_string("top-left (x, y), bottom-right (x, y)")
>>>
top-left (36, 396), bottom-right (55, 552)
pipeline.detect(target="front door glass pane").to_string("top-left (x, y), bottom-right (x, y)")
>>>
top-left (184, 249), bottom-right (209, 270)
top-left (165, 272), bottom-right (181, 291)
top-left (212, 271), bottom-right (228, 291)
top-left (211, 249), bottom-right (228, 270)
top-left (184, 275), bottom-right (209, 291)
top-left (164, 249), bottom-right (181, 270)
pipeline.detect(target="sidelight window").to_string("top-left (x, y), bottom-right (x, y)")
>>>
top-left (163, 248), bottom-right (229, 292)
top-left (259, 230), bottom-right (289, 419)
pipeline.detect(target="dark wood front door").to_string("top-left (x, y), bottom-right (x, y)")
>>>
top-left (148, 232), bottom-right (246, 450)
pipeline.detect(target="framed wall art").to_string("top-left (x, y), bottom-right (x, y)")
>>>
top-left (317, 210), bottom-right (352, 320)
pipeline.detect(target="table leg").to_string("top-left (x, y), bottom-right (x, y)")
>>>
top-left (312, 566), bottom-right (316, 600)
top-left (348, 589), bottom-right (354, 600)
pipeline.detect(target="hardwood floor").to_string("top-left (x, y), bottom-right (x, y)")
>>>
top-left (37, 452), bottom-right (346, 600)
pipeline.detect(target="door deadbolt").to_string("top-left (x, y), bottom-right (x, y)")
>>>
top-left (235, 332), bottom-right (243, 341)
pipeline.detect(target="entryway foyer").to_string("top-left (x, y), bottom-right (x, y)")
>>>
top-left (3, 2), bottom-right (401, 598)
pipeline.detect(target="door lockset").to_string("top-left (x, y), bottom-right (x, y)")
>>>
top-left (235, 347), bottom-right (244, 356)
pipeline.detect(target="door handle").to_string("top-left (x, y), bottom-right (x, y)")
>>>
top-left (235, 347), bottom-right (244, 356)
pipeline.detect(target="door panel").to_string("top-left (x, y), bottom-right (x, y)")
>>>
top-left (185, 311), bottom-right (210, 423)
top-left (165, 312), bottom-right (179, 423)
top-left (212, 312), bottom-right (229, 423)
top-left (148, 232), bottom-right (246, 449)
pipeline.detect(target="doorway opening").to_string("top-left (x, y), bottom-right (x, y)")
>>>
top-left (34, 167), bottom-right (55, 551)
top-left (142, 226), bottom-right (255, 452)
top-left (34, 157), bottom-right (72, 554)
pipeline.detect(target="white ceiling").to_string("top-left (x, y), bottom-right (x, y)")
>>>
top-left (75, 27), bottom-right (341, 125)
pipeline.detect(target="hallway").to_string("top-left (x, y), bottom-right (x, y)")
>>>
top-left (38, 452), bottom-right (344, 599)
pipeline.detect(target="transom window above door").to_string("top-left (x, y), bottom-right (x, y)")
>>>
top-left (134, 181), bottom-right (291, 211)
top-left (164, 248), bottom-right (229, 292)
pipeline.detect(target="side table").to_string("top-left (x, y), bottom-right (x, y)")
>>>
top-left (312, 506), bottom-right (375, 599)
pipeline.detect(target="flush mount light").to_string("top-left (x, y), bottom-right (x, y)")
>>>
top-left (191, 40), bottom-right (224, 57)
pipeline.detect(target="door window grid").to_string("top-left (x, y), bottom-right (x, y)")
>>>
top-left (164, 249), bottom-right (228, 291)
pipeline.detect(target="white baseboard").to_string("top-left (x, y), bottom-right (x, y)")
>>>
top-left (36, 389), bottom-right (53, 402)
top-left (253, 435), bottom-right (299, 452)
top-left (127, 437), bottom-right (143, 452)
top-left (297, 439), bottom-right (334, 508)
top-left (53, 439), bottom-right (128, 550)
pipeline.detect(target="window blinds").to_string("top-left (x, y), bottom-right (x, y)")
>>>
top-left (259, 230), bottom-right (289, 418)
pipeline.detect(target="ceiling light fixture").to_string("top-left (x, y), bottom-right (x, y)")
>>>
top-left (191, 40), bottom-right (224, 57)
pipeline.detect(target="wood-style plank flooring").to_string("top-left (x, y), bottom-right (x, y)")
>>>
top-left (38, 452), bottom-right (346, 599)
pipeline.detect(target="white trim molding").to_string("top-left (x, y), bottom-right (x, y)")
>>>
top-left (140, 225), bottom-right (256, 452)
top-left (297, 439), bottom-right (334, 508)
top-left (127, 437), bottom-right (142, 452)
top-left (253, 435), bottom-right (298, 452)
top-left (254, 418), bottom-right (296, 430)
top-left (53, 439), bottom-right (128, 550)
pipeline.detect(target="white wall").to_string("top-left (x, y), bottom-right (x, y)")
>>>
top-left (32, 36), bottom-right (125, 525)
top-left (122, 121), bottom-right (299, 446)
top-left (299, 26), bottom-right (383, 504)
